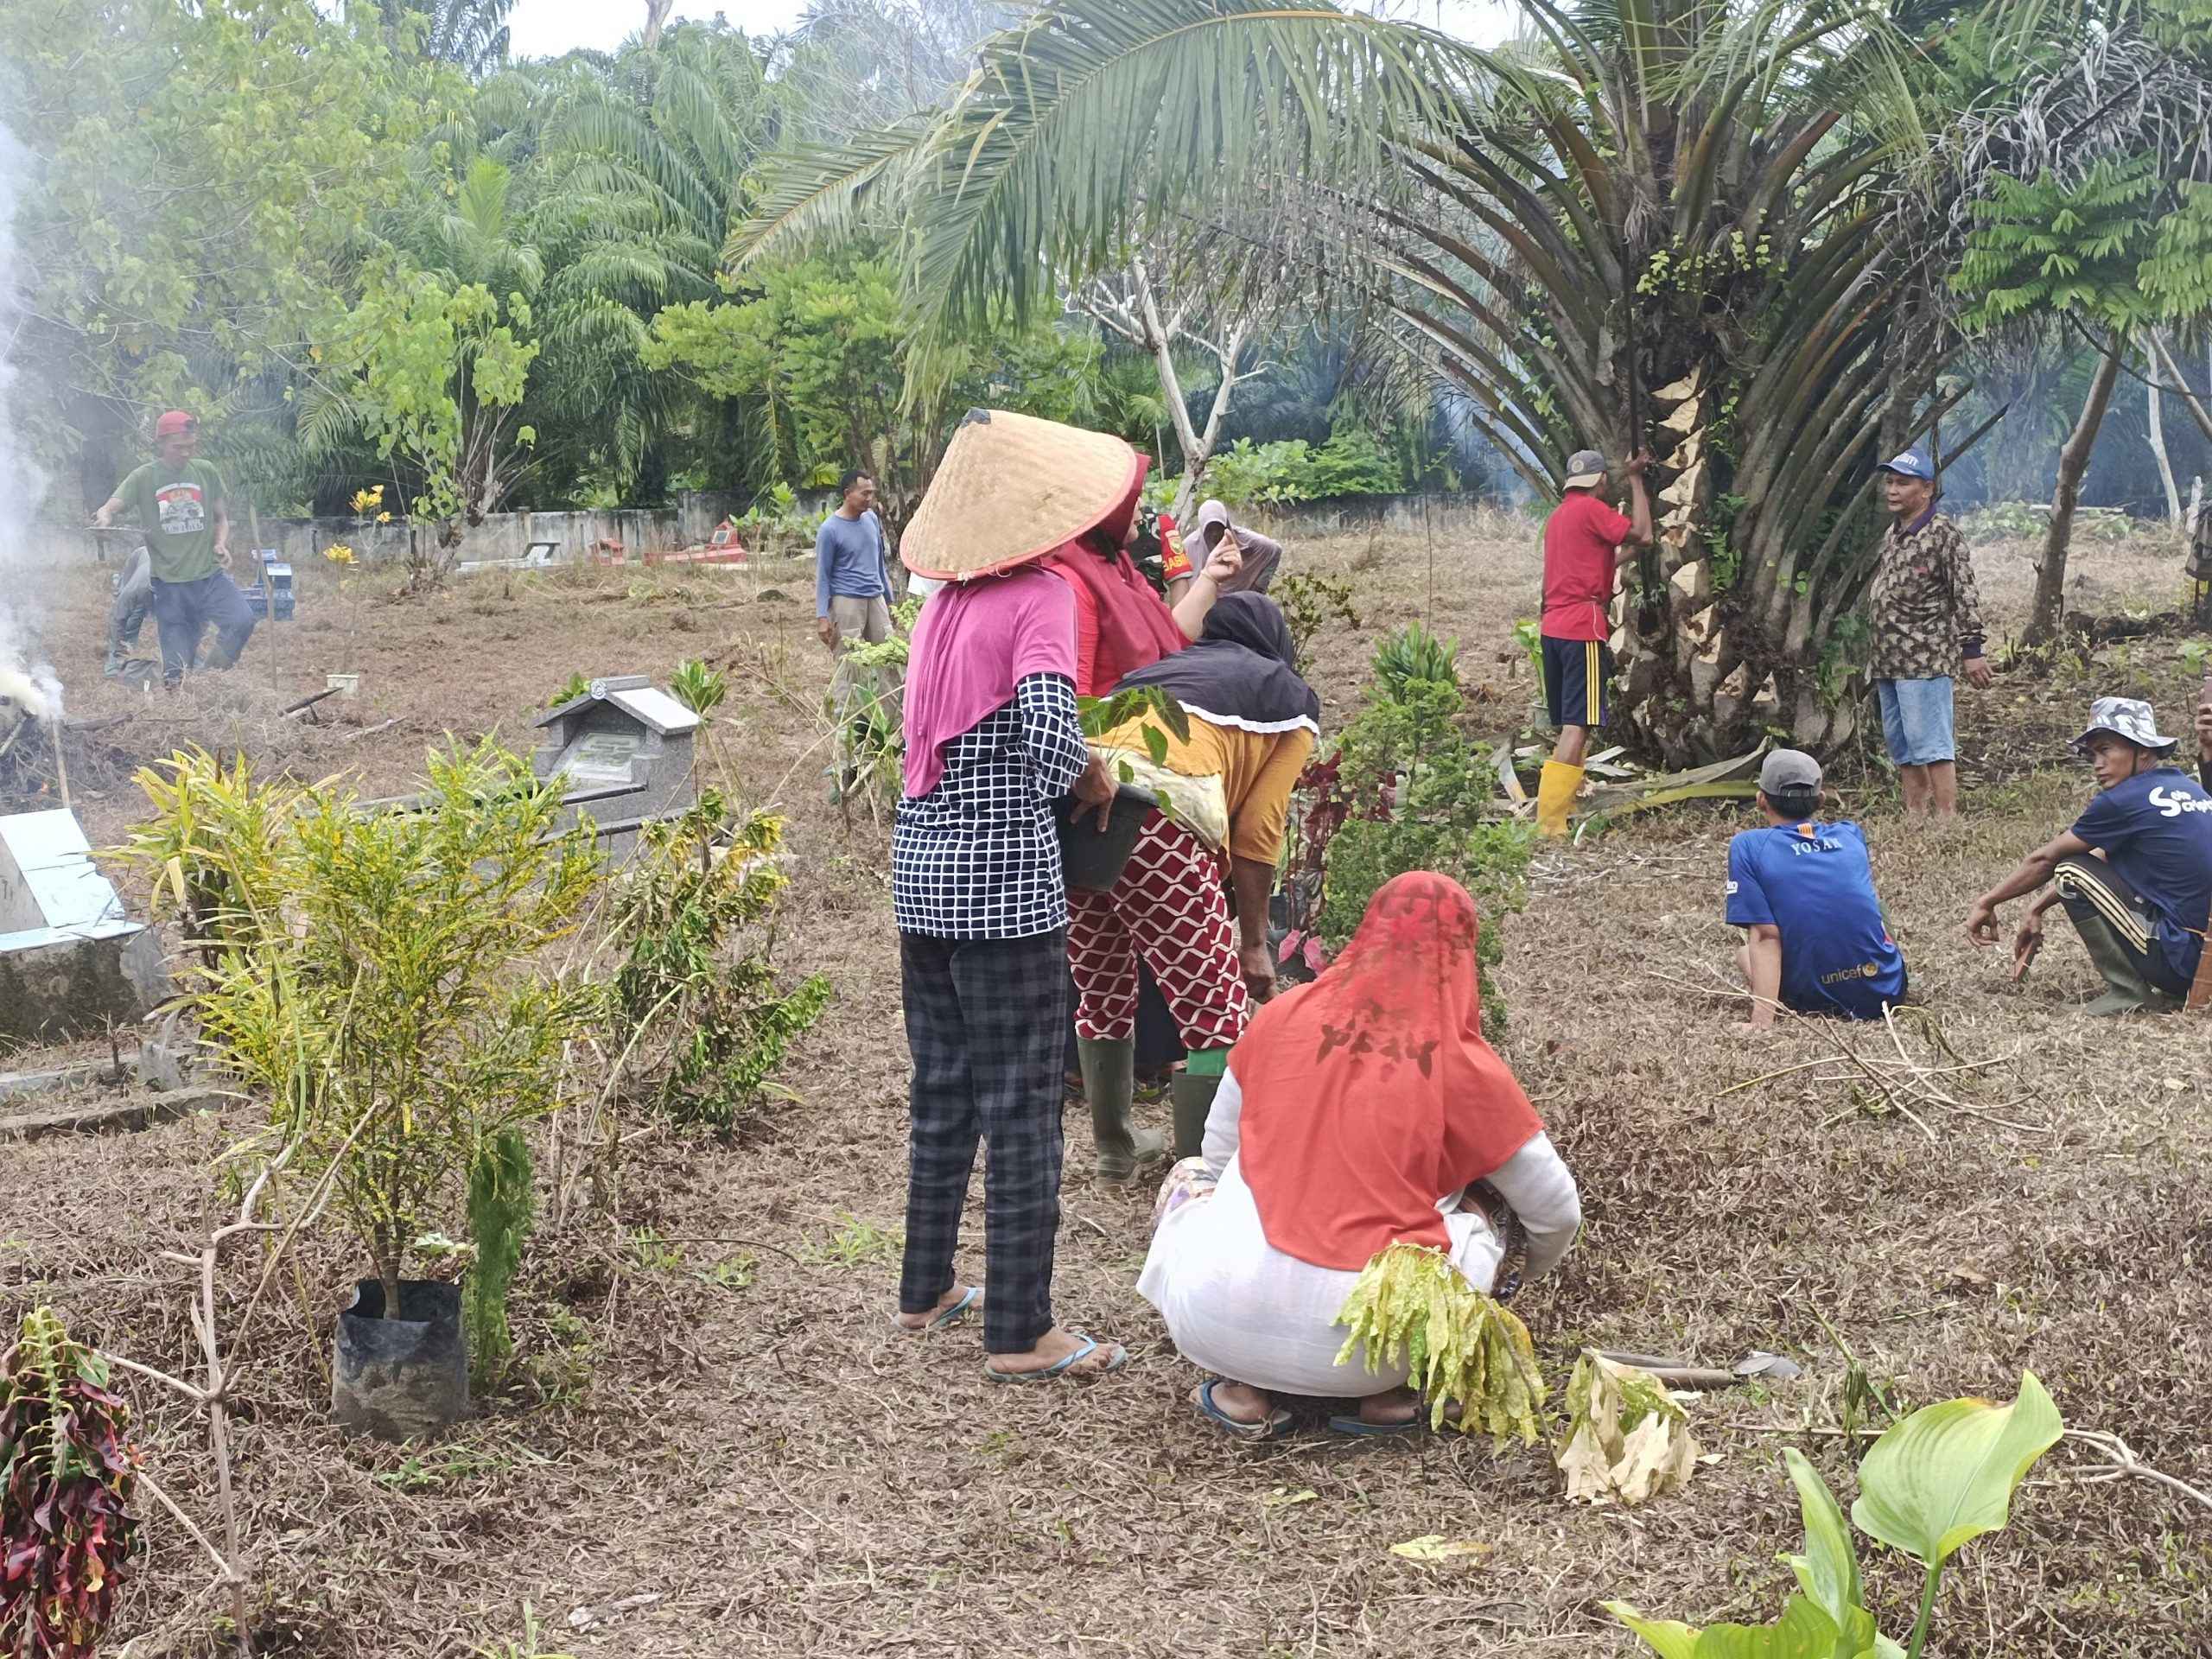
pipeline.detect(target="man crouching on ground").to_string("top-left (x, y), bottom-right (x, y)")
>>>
top-left (1966, 697), bottom-right (2212, 1014)
top-left (1727, 749), bottom-right (1907, 1028)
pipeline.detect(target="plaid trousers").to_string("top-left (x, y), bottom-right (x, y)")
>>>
top-left (1067, 815), bottom-right (1250, 1051)
top-left (899, 928), bottom-right (1071, 1354)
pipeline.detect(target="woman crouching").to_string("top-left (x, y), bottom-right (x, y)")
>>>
top-left (1136, 871), bottom-right (1581, 1435)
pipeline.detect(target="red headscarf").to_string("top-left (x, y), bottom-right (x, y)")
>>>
top-left (1045, 459), bottom-right (1185, 690)
top-left (1234, 873), bottom-right (1544, 1272)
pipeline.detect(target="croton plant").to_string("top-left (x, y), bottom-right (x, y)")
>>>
top-left (1, 1307), bottom-right (142, 1657)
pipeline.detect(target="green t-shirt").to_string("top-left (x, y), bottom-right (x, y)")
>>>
top-left (116, 458), bottom-right (226, 583)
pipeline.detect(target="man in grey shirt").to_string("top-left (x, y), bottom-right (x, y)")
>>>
top-left (815, 469), bottom-right (899, 788)
top-left (815, 468), bottom-right (893, 648)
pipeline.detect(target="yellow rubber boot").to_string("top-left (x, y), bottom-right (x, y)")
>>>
top-left (1535, 760), bottom-right (1585, 837)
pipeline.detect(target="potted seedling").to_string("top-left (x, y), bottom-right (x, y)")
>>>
top-left (128, 741), bottom-right (601, 1440)
top-left (1060, 685), bottom-right (1188, 892)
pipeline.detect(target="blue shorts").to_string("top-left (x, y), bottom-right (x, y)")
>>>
top-left (1875, 677), bottom-right (1955, 766)
top-left (1541, 635), bottom-right (1611, 731)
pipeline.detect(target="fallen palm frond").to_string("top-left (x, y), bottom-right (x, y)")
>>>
top-left (1649, 969), bottom-right (2052, 1140)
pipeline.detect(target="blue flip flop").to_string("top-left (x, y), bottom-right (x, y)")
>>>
top-left (1192, 1379), bottom-right (1294, 1440)
top-left (893, 1284), bottom-right (984, 1334)
top-left (982, 1334), bottom-right (1128, 1382)
top-left (1328, 1410), bottom-right (1424, 1437)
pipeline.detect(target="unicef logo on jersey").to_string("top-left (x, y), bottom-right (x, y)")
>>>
top-left (2148, 785), bottom-right (2212, 817)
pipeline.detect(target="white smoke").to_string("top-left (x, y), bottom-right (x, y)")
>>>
top-left (0, 122), bottom-right (56, 699)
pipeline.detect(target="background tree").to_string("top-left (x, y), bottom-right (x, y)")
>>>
top-left (738, 0), bottom-right (2044, 761)
top-left (1955, 157), bottom-right (2163, 643)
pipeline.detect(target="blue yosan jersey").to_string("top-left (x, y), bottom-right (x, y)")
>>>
top-left (1726, 819), bottom-right (1906, 1020)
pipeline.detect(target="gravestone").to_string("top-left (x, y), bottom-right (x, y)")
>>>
top-left (0, 810), bottom-right (169, 1049)
top-left (531, 675), bottom-right (702, 858)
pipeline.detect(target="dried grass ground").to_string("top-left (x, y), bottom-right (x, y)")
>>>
top-left (3, 518), bottom-right (2209, 1658)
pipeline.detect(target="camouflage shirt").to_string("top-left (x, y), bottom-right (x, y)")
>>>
top-left (1866, 509), bottom-right (1985, 683)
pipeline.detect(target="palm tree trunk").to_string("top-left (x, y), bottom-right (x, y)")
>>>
top-left (2025, 340), bottom-right (2122, 647)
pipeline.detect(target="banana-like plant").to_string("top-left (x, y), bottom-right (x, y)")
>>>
top-left (735, 0), bottom-right (2072, 761)
top-left (1608, 1371), bottom-right (2064, 1659)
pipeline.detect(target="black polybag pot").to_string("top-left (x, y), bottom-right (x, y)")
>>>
top-left (332, 1279), bottom-right (470, 1441)
top-left (1056, 784), bottom-right (1157, 893)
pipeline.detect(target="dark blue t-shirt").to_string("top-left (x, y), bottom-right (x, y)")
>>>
top-left (1726, 818), bottom-right (1906, 1019)
top-left (2069, 766), bottom-right (2212, 988)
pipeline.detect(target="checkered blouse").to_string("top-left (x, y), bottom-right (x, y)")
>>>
top-left (893, 672), bottom-right (1088, 939)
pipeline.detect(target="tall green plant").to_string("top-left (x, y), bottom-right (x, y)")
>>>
top-left (1315, 626), bottom-right (1529, 1035)
top-left (464, 1127), bottom-right (537, 1388)
top-left (1609, 1372), bottom-right (2063, 1659)
top-left (128, 741), bottom-right (602, 1324)
top-left (601, 793), bottom-right (831, 1130)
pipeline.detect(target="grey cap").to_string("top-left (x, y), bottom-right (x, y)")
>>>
top-left (1759, 748), bottom-right (1822, 795)
top-left (2072, 696), bottom-right (2178, 754)
top-left (1564, 449), bottom-right (1609, 489)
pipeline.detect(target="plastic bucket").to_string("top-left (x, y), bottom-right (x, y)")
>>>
top-left (1057, 784), bottom-right (1157, 893)
top-left (332, 1280), bottom-right (470, 1441)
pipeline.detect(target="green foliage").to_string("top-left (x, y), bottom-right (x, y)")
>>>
top-left (1316, 626), bottom-right (1529, 1035)
top-left (668, 658), bottom-right (728, 716)
top-left (795, 1212), bottom-right (906, 1268)
top-left (463, 1128), bottom-right (536, 1389)
top-left (1955, 157), bottom-right (2164, 332)
top-left (1609, 1374), bottom-right (2063, 1659)
top-left (8, 0), bottom-right (452, 507)
top-left (1273, 573), bottom-right (1364, 665)
top-left (547, 673), bottom-right (593, 709)
top-left (601, 793), bottom-right (830, 1130)
top-left (1370, 620), bottom-right (1458, 702)
top-left (645, 245), bottom-right (1096, 519)
top-left (0, 1309), bottom-right (141, 1659)
top-left (125, 741), bottom-right (601, 1313)
top-left (1203, 430), bottom-right (1405, 511)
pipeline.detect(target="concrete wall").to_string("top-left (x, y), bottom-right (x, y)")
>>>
top-left (42, 491), bottom-right (755, 570)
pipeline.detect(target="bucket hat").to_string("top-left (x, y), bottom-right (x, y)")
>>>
top-left (900, 409), bottom-right (1146, 581)
top-left (2071, 696), bottom-right (2178, 754)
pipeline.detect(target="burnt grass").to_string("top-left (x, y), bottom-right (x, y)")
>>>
top-left (2, 522), bottom-right (2208, 1656)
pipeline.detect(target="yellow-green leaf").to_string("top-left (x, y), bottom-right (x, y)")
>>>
top-left (1389, 1535), bottom-right (1494, 1561)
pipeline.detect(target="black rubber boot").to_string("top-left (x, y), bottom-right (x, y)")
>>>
top-left (1169, 1069), bottom-right (1223, 1162)
top-left (2068, 911), bottom-right (2176, 1015)
top-left (1079, 1036), bottom-right (1165, 1181)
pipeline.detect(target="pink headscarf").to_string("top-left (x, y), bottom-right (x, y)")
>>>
top-left (902, 566), bottom-right (1078, 798)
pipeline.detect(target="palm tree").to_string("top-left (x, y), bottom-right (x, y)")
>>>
top-left (370, 0), bottom-right (516, 78)
top-left (517, 24), bottom-right (779, 496)
top-left (735, 0), bottom-right (2044, 761)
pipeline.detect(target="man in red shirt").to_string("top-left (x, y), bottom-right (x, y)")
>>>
top-left (1536, 448), bottom-right (1652, 836)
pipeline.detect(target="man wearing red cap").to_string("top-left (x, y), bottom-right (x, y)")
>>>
top-left (90, 410), bottom-right (254, 686)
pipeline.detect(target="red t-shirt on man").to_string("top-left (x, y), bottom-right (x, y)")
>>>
top-left (1541, 489), bottom-right (1636, 642)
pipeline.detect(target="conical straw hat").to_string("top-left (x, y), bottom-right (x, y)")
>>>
top-left (901, 409), bottom-right (1145, 580)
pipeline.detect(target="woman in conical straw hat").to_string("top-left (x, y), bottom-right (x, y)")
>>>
top-left (892, 408), bottom-right (1189, 1379)
top-left (908, 411), bottom-right (1245, 696)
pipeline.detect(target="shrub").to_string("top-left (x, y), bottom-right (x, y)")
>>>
top-left (601, 792), bottom-right (831, 1130)
top-left (128, 741), bottom-right (602, 1332)
top-left (1283, 625), bottom-right (1530, 1034)
top-left (0, 1307), bottom-right (141, 1659)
